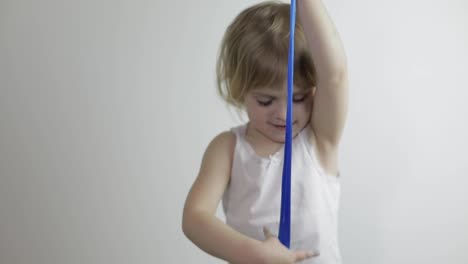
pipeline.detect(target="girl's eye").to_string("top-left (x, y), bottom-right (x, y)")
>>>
top-left (257, 100), bottom-right (272, 106)
top-left (293, 95), bottom-right (308, 103)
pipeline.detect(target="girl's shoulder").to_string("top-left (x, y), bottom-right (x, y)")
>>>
top-left (206, 122), bottom-right (248, 159)
top-left (207, 130), bottom-right (237, 159)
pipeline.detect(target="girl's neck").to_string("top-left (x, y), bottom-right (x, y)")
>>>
top-left (245, 122), bottom-right (284, 157)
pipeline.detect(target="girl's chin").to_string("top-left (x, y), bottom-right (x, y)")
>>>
top-left (269, 132), bottom-right (288, 142)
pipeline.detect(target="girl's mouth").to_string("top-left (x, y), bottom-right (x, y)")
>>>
top-left (272, 124), bottom-right (286, 130)
top-left (271, 122), bottom-right (297, 130)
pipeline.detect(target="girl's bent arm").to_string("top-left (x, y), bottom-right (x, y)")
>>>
top-left (183, 209), bottom-right (265, 263)
top-left (298, 0), bottom-right (349, 154)
top-left (182, 132), bottom-right (264, 264)
top-left (298, 0), bottom-right (347, 79)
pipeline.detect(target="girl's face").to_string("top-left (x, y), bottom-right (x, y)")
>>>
top-left (244, 85), bottom-right (315, 144)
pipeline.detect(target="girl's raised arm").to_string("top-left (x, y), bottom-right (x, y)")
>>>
top-left (298, 0), bottom-right (349, 151)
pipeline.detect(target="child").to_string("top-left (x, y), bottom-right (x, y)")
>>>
top-left (182, 1), bottom-right (348, 263)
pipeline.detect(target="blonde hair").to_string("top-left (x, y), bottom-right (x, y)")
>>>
top-left (216, 1), bottom-right (317, 110)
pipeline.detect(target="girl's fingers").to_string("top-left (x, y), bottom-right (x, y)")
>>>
top-left (261, 226), bottom-right (320, 262)
top-left (294, 250), bottom-right (320, 262)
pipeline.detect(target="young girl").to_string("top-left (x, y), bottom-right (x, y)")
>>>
top-left (182, 1), bottom-right (348, 263)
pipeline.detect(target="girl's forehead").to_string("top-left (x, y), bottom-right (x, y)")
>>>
top-left (251, 86), bottom-right (311, 96)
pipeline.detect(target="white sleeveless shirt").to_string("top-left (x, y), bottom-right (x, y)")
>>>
top-left (222, 123), bottom-right (342, 264)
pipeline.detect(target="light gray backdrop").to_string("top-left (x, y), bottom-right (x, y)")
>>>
top-left (1, 0), bottom-right (467, 263)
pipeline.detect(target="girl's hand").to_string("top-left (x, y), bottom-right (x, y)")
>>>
top-left (258, 227), bottom-right (320, 264)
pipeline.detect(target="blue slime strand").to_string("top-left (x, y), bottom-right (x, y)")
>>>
top-left (278, 0), bottom-right (296, 248)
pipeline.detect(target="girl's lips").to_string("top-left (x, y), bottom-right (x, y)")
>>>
top-left (271, 123), bottom-right (293, 127)
top-left (271, 122), bottom-right (297, 130)
top-left (272, 124), bottom-right (287, 130)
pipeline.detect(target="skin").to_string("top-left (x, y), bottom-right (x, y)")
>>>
top-left (183, 1), bottom-right (348, 263)
top-left (243, 84), bottom-right (317, 157)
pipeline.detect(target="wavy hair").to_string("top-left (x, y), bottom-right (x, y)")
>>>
top-left (216, 1), bottom-right (317, 110)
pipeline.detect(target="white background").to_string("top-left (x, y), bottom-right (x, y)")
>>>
top-left (1, 0), bottom-right (467, 263)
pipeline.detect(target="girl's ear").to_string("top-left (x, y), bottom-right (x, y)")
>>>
top-left (312, 86), bottom-right (317, 96)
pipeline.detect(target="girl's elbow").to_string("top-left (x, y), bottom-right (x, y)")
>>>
top-left (182, 209), bottom-right (194, 239)
top-left (182, 208), bottom-right (204, 240)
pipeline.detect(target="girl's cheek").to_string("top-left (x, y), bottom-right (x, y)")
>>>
top-left (300, 101), bottom-right (311, 110)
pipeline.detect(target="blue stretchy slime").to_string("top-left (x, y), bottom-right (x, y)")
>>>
top-left (278, 0), bottom-right (296, 248)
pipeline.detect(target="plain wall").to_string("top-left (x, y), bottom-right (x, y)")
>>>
top-left (1, 0), bottom-right (467, 263)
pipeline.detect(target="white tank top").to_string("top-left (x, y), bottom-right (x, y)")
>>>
top-left (222, 123), bottom-right (342, 264)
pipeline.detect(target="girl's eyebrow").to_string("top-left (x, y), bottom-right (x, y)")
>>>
top-left (253, 93), bottom-right (274, 98)
top-left (253, 91), bottom-right (309, 98)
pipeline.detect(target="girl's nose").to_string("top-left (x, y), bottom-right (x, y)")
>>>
top-left (274, 101), bottom-right (288, 122)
